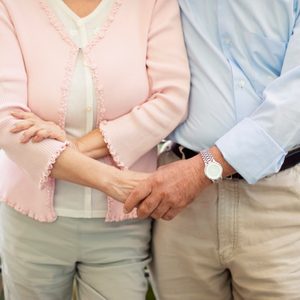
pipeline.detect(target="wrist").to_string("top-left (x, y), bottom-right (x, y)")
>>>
top-left (95, 163), bottom-right (118, 195)
top-left (188, 155), bottom-right (212, 189)
top-left (200, 149), bottom-right (223, 182)
top-left (99, 164), bottom-right (129, 201)
top-left (209, 146), bottom-right (235, 177)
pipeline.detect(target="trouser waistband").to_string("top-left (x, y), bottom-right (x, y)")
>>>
top-left (171, 142), bottom-right (300, 180)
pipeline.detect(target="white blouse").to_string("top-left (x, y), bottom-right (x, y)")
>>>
top-left (48, 0), bottom-right (115, 218)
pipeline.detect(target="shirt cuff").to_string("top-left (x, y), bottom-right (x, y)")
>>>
top-left (215, 117), bottom-right (286, 184)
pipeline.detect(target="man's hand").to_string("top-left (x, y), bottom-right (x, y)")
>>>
top-left (124, 154), bottom-right (212, 221)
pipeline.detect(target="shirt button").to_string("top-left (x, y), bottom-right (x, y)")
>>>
top-left (239, 79), bottom-right (246, 89)
top-left (86, 106), bottom-right (92, 112)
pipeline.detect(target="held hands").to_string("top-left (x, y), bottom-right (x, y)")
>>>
top-left (106, 168), bottom-right (151, 203)
top-left (9, 109), bottom-right (150, 204)
top-left (10, 110), bottom-right (66, 143)
top-left (124, 155), bottom-right (211, 221)
top-left (124, 146), bottom-right (235, 220)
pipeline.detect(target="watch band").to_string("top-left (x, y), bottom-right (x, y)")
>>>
top-left (200, 149), bottom-right (223, 182)
top-left (200, 149), bottom-right (215, 164)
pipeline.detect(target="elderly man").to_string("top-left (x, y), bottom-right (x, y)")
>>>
top-left (124, 0), bottom-right (300, 299)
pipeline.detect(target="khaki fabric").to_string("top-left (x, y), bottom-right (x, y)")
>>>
top-left (150, 150), bottom-right (300, 300)
top-left (0, 205), bottom-right (151, 300)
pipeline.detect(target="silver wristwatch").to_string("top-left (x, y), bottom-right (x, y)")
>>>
top-left (200, 149), bottom-right (223, 182)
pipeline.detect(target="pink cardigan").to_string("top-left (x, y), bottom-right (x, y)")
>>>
top-left (0, 0), bottom-right (190, 222)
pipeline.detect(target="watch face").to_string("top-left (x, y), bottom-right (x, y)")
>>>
top-left (205, 162), bottom-right (223, 180)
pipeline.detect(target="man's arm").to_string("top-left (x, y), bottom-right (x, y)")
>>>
top-left (124, 146), bottom-right (235, 220)
top-left (216, 11), bottom-right (300, 183)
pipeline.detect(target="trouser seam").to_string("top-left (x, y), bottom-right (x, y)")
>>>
top-left (232, 181), bottom-right (239, 252)
top-left (218, 181), bottom-right (239, 266)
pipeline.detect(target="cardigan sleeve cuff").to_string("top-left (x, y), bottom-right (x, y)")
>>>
top-left (99, 121), bottom-right (127, 169)
top-left (39, 140), bottom-right (70, 189)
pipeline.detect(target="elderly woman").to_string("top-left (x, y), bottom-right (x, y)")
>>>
top-left (0, 0), bottom-right (190, 299)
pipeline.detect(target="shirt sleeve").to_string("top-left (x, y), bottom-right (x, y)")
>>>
top-left (216, 11), bottom-right (300, 184)
top-left (99, 0), bottom-right (190, 168)
top-left (0, 2), bottom-right (68, 188)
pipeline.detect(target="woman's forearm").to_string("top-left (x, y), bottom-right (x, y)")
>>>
top-left (74, 129), bottom-right (109, 159)
top-left (50, 147), bottom-right (149, 202)
top-left (51, 147), bottom-right (111, 191)
top-left (9, 110), bottom-right (109, 160)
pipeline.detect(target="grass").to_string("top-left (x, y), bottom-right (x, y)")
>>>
top-left (146, 285), bottom-right (156, 300)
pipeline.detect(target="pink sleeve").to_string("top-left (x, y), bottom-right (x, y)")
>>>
top-left (0, 2), bottom-right (68, 188)
top-left (99, 0), bottom-right (190, 168)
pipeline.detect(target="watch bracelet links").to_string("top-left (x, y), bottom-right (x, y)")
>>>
top-left (170, 142), bottom-right (300, 180)
top-left (199, 148), bottom-right (215, 164)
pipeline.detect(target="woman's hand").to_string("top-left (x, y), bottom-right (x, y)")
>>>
top-left (50, 146), bottom-right (151, 204)
top-left (10, 110), bottom-right (109, 160)
top-left (74, 129), bottom-right (109, 159)
top-left (105, 168), bottom-right (151, 203)
top-left (10, 110), bottom-right (66, 143)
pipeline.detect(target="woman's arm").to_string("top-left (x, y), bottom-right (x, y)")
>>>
top-left (50, 146), bottom-right (149, 202)
top-left (8, 110), bottom-right (149, 201)
top-left (7, 1), bottom-right (190, 167)
top-left (10, 110), bottom-right (108, 159)
top-left (73, 129), bottom-right (109, 159)
top-left (0, 3), bottom-right (70, 187)
top-left (0, 3), bottom-right (147, 198)
top-left (98, 0), bottom-right (190, 168)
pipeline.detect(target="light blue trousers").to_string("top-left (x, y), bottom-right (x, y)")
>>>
top-left (0, 204), bottom-right (151, 300)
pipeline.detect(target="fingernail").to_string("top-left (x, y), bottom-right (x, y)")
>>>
top-left (123, 207), bottom-right (129, 214)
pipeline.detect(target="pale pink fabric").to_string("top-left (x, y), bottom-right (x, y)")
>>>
top-left (0, 0), bottom-right (190, 222)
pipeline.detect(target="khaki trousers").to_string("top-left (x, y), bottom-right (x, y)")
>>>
top-left (150, 150), bottom-right (300, 300)
top-left (0, 205), bottom-right (151, 300)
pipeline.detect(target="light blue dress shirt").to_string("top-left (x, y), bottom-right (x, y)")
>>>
top-left (170, 0), bottom-right (300, 183)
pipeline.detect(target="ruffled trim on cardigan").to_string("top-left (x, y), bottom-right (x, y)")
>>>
top-left (38, 0), bottom-right (77, 48)
top-left (38, 0), bottom-right (129, 223)
top-left (59, 48), bottom-right (78, 128)
top-left (105, 197), bottom-right (138, 222)
top-left (99, 121), bottom-right (127, 169)
top-left (39, 0), bottom-right (79, 129)
top-left (39, 0), bottom-right (123, 52)
top-left (1, 198), bottom-right (57, 222)
top-left (84, 0), bottom-right (123, 53)
top-left (39, 141), bottom-right (69, 190)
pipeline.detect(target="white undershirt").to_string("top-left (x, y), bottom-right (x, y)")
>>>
top-left (48, 0), bottom-right (114, 218)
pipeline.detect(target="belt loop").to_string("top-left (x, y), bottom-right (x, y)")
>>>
top-left (178, 145), bottom-right (186, 159)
